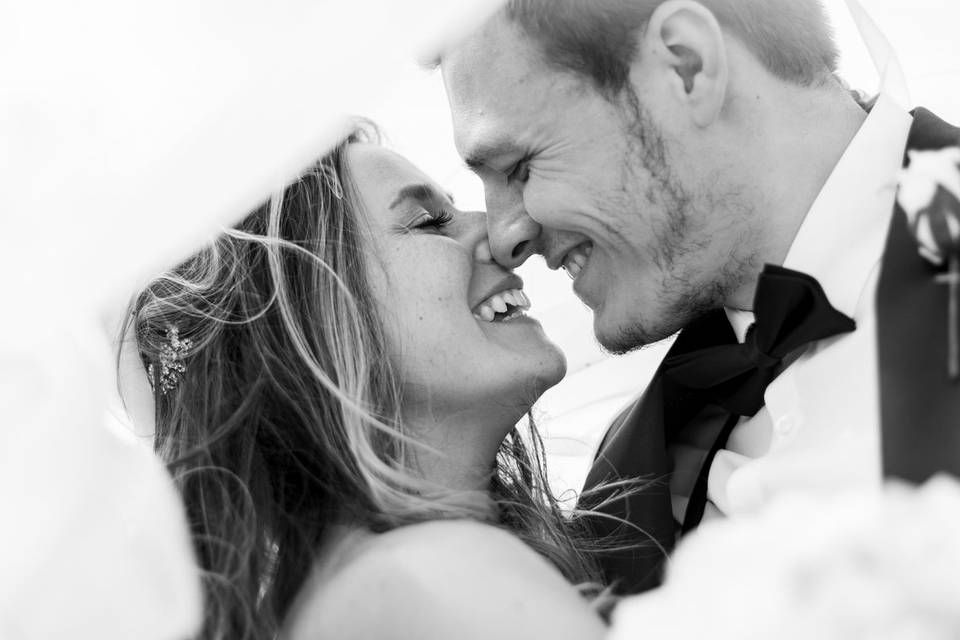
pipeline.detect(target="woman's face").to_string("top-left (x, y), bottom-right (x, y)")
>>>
top-left (347, 144), bottom-right (566, 430)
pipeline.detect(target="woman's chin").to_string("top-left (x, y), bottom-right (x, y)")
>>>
top-left (521, 344), bottom-right (568, 402)
top-left (543, 345), bottom-right (568, 386)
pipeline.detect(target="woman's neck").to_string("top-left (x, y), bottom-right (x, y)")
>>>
top-left (404, 407), bottom-right (519, 493)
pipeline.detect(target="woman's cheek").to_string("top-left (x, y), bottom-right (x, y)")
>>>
top-left (396, 245), bottom-right (470, 331)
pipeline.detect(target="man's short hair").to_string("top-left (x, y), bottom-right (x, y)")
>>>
top-left (504, 0), bottom-right (839, 96)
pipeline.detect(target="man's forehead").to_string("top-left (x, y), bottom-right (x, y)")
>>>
top-left (446, 99), bottom-right (533, 170)
top-left (442, 18), bottom-right (546, 161)
top-left (442, 14), bottom-right (542, 106)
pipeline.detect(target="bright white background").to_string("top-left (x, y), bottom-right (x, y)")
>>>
top-left (364, 0), bottom-right (960, 502)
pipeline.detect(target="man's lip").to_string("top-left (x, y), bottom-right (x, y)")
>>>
top-left (571, 268), bottom-right (596, 307)
top-left (547, 241), bottom-right (592, 271)
top-left (469, 274), bottom-right (525, 311)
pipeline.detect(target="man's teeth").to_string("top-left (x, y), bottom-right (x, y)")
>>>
top-left (563, 244), bottom-right (593, 279)
top-left (473, 289), bottom-right (531, 323)
top-left (563, 244), bottom-right (592, 278)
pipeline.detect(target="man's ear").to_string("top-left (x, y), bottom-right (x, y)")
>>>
top-left (641, 0), bottom-right (728, 127)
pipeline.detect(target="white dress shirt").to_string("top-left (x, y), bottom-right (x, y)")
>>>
top-left (701, 93), bottom-right (913, 519)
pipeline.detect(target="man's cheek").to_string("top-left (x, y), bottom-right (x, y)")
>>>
top-left (525, 185), bottom-right (571, 227)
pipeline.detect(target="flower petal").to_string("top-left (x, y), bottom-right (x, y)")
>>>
top-left (898, 173), bottom-right (939, 220)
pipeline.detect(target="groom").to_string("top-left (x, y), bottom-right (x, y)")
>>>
top-left (440, 0), bottom-right (960, 593)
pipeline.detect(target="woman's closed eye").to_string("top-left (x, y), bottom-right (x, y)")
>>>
top-left (411, 206), bottom-right (454, 233)
top-left (388, 183), bottom-right (458, 234)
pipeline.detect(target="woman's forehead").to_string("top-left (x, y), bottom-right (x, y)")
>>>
top-left (345, 143), bottom-right (431, 188)
top-left (345, 143), bottom-right (452, 225)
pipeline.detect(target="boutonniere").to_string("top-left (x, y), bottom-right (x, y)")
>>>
top-left (897, 146), bottom-right (960, 381)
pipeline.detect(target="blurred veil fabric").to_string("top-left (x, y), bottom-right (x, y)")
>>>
top-left (0, 1), bottom-right (501, 638)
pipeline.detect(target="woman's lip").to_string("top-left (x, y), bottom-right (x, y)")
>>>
top-left (472, 288), bottom-right (531, 322)
top-left (479, 311), bottom-right (538, 326)
top-left (468, 273), bottom-right (524, 312)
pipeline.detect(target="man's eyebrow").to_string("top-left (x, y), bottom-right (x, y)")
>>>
top-left (389, 183), bottom-right (453, 209)
top-left (462, 141), bottom-right (512, 172)
top-left (464, 154), bottom-right (486, 171)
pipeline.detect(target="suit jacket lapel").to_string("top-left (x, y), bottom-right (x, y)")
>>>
top-left (878, 108), bottom-right (960, 483)
top-left (579, 375), bottom-right (674, 594)
top-left (580, 309), bottom-right (735, 593)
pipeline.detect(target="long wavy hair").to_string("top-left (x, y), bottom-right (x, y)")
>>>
top-left (125, 125), bottom-right (615, 640)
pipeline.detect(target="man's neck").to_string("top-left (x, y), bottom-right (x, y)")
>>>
top-left (726, 81), bottom-right (868, 310)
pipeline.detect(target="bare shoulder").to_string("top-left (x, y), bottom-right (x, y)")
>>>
top-left (284, 520), bottom-right (606, 640)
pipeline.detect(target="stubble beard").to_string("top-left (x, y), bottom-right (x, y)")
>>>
top-left (598, 90), bottom-right (756, 355)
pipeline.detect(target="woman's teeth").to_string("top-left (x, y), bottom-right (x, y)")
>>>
top-left (563, 243), bottom-right (592, 280)
top-left (473, 289), bottom-right (531, 323)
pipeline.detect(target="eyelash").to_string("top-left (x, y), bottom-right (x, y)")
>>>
top-left (413, 207), bottom-right (453, 231)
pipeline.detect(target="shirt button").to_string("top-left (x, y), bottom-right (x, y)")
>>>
top-left (774, 415), bottom-right (796, 436)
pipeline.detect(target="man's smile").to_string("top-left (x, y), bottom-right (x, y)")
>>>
top-left (561, 241), bottom-right (593, 280)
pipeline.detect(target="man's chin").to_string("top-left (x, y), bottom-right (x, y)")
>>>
top-left (593, 310), bottom-right (685, 355)
top-left (595, 321), bottom-right (653, 356)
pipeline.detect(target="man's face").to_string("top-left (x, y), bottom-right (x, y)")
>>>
top-left (442, 16), bottom-right (754, 352)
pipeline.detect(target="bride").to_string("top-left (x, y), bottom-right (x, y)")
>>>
top-left (127, 123), bottom-right (638, 640)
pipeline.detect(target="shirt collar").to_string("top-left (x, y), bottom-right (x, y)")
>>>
top-left (724, 93), bottom-right (912, 342)
top-left (724, 307), bottom-right (755, 344)
top-left (780, 93), bottom-right (911, 318)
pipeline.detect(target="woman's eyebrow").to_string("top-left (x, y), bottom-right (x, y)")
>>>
top-left (389, 183), bottom-right (454, 209)
top-left (389, 184), bottom-right (435, 209)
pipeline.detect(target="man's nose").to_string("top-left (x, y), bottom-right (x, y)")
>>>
top-left (485, 187), bottom-right (542, 269)
top-left (456, 208), bottom-right (496, 265)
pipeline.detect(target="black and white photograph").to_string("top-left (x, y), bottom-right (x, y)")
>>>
top-left (3, 0), bottom-right (960, 638)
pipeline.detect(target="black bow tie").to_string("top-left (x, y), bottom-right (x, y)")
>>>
top-left (664, 265), bottom-right (857, 417)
